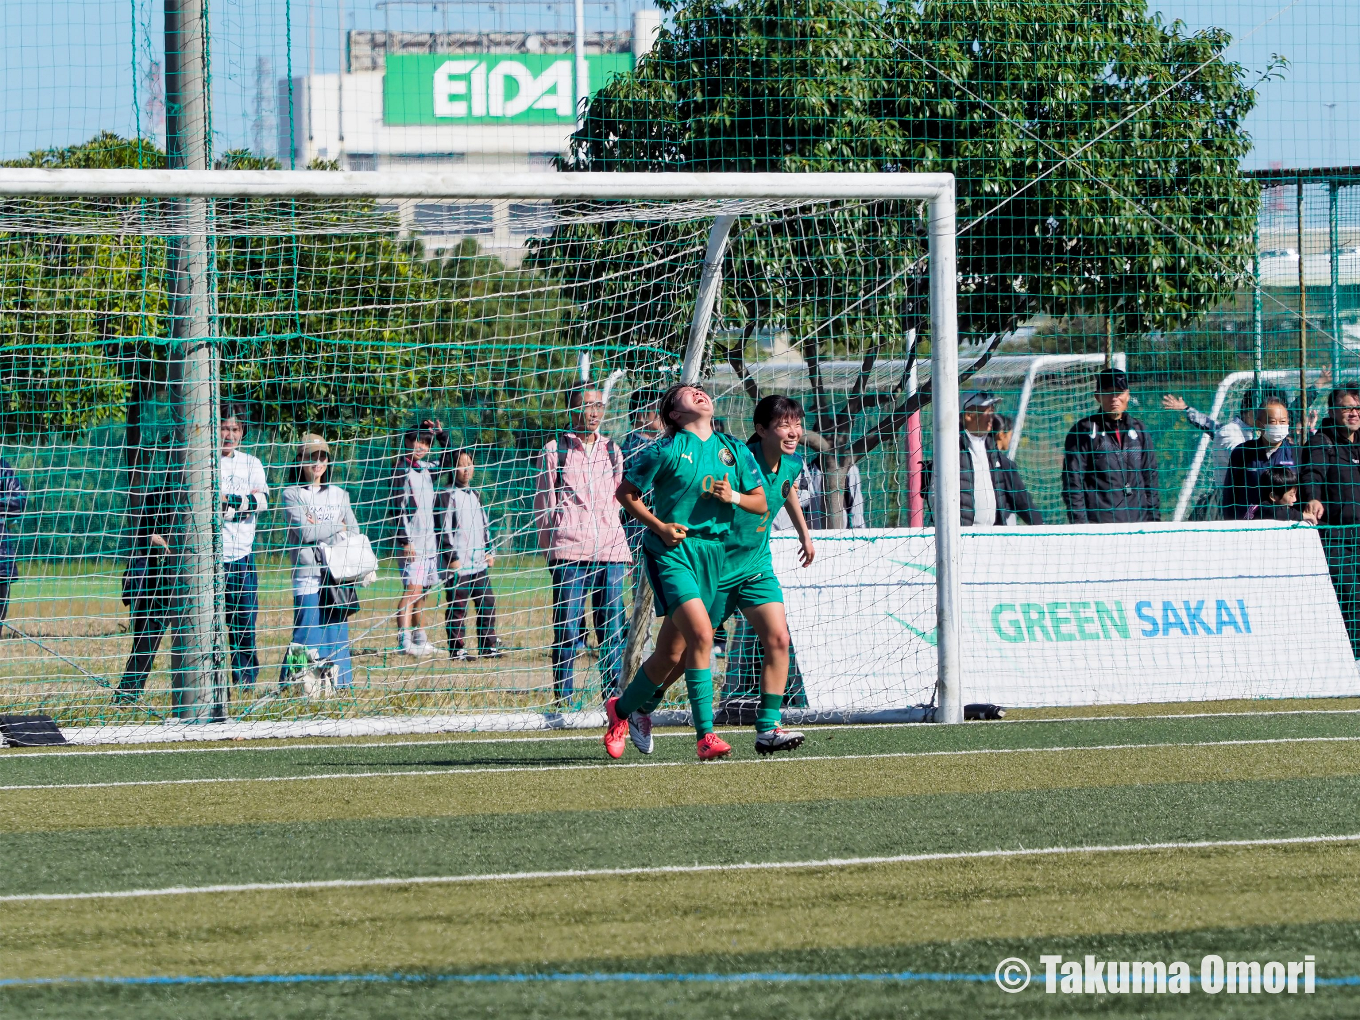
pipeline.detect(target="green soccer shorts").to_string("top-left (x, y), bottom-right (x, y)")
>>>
top-left (713, 566), bottom-right (784, 628)
top-left (642, 537), bottom-right (725, 619)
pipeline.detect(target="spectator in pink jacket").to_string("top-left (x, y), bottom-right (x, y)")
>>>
top-left (534, 385), bottom-right (632, 705)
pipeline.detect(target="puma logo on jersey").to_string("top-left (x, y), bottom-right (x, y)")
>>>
top-left (679, 452), bottom-right (693, 463)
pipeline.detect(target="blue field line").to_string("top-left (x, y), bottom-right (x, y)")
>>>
top-left (1, 971), bottom-right (1358, 989)
top-left (0, 971), bottom-right (991, 988)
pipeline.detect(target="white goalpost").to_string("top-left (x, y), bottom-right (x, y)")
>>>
top-left (0, 169), bottom-right (963, 742)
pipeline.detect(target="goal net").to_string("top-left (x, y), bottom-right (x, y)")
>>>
top-left (0, 170), bottom-right (961, 743)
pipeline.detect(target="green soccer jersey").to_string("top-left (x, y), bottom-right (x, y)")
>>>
top-left (724, 437), bottom-right (803, 575)
top-left (624, 429), bottom-right (762, 551)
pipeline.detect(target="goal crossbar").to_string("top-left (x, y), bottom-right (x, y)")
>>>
top-left (0, 169), bottom-right (964, 727)
top-left (0, 169), bottom-right (955, 202)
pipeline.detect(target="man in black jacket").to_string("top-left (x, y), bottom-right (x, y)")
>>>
top-left (1062, 368), bottom-right (1160, 524)
top-left (1300, 387), bottom-right (1360, 654)
top-left (958, 392), bottom-right (1043, 526)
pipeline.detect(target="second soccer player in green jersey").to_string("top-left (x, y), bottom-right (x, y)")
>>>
top-left (713, 394), bottom-right (816, 752)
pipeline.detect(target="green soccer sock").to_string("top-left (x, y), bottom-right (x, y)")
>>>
top-left (613, 667), bottom-right (655, 719)
top-left (685, 668), bottom-right (714, 738)
top-left (639, 686), bottom-right (669, 714)
top-left (756, 691), bottom-right (783, 734)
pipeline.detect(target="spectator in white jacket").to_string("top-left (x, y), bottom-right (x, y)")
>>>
top-left (219, 403), bottom-right (268, 693)
top-left (533, 385), bottom-right (631, 705)
top-left (436, 449), bottom-right (501, 660)
top-left (281, 434), bottom-right (358, 688)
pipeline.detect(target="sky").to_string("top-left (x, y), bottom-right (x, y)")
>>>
top-left (0, 0), bottom-right (1354, 169)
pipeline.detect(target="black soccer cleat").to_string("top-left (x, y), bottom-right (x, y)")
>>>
top-left (755, 727), bottom-right (805, 755)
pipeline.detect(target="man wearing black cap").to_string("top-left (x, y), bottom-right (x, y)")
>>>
top-left (1061, 369), bottom-right (1161, 524)
top-left (955, 392), bottom-right (1043, 527)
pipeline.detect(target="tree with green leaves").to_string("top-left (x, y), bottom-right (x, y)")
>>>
top-left (0, 135), bottom-right (570, 443)
top-left (534, 0), bottom-right (1264, 525)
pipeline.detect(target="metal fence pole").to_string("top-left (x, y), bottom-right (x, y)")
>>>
top-left (165, 0), bottom-right (225, 721)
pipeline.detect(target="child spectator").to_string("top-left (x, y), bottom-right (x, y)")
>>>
top-left (1247, 466), bottom-right (1318, 524)
top-left (436, 449), bottom-right (502, 660)
top-left (990, 412), bottom-right (1014, 456)
top-left (390, 420), bottom-right (443, 657)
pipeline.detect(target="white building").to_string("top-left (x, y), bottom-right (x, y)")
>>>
top-left (278, 14), bottom-right (661, 258)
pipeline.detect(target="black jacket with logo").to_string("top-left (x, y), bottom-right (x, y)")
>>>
top-left (1061, 412), bottom-right (1160, 524)
top-left (1301, 421), bottom-right (1360, 526)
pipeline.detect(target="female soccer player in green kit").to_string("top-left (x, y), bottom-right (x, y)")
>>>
top-left (609, 383), bottom-right (766, 760)
top-left (712, 394), bottom-right (816, 753)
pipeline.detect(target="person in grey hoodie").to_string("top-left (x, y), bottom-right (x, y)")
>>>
top-left (436, 449), bottom-right (502, 659)
top-left (282, 434), bottom-right (359, 687)
top-left (390, 422), bottom-right (442, 657)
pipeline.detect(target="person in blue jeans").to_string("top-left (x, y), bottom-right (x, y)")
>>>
top-left (533, 386), bottom-right (632, 706)
top-left (281, 434), bottom-right (357, 689)
top-left (219, 404), bottom-right (269, 692)
top-left (549, 561), bottom-right (627, 704)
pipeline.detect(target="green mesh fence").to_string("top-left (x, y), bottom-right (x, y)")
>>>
top-left (0, 0), bottom-right (1358, 739)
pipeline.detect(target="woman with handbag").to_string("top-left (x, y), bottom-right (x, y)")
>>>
top-left (281, 434), bottom-right (359, 689)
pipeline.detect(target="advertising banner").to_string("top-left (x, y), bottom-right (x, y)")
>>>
top-left (384, 53), bottom-right (635, 125)
top-left (769, 522), bottom-right (1360, 710)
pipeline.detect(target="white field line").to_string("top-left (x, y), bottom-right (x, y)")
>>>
top-left (3, 735), bottom-right (1359, 793)
top-left (0, 729), bottom-right (728, 759)
top-left (6, 832), bottom-right (1359, 904)
top-left (6, 709), bottom-right (1360, 760)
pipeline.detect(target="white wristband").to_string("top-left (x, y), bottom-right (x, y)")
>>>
top-left (723, 487), bottom-right (741, 506)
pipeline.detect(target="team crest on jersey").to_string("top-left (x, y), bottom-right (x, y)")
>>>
top-left (718, 447), bottom-right (736, 466)
top-left (782, 480), bottom-right (792, 498)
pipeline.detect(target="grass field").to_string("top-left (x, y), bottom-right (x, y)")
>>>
top-left (1, 703), bottom-right (1359, 1017)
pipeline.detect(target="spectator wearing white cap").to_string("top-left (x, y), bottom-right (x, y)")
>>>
top-left (956, 392), bottom-right (1043, 527)
top-left (282, 434), bottom-right (358, 688)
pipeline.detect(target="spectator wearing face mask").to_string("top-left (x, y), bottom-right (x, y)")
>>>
top-left (1222, 397), bottom-right (1297, 520)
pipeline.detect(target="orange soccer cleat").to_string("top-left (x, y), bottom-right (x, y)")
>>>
top-left (696, 732), bottom-right (732, 760)
top-left (603, 696), bottom-right (630, 759)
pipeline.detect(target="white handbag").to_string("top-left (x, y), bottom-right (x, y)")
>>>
top-left (318, 532), bottom-right (379, 586)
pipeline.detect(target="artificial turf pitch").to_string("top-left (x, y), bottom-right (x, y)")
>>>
top-left (1, 708), bottom-right (1359, 1017)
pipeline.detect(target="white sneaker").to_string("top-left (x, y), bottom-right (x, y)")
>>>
top-left (755, 727), bottom-right (805, 755)
top-left (415, 641), bottom-right (438, 657)
top-left (628, 711), bottom-right (654, 754)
